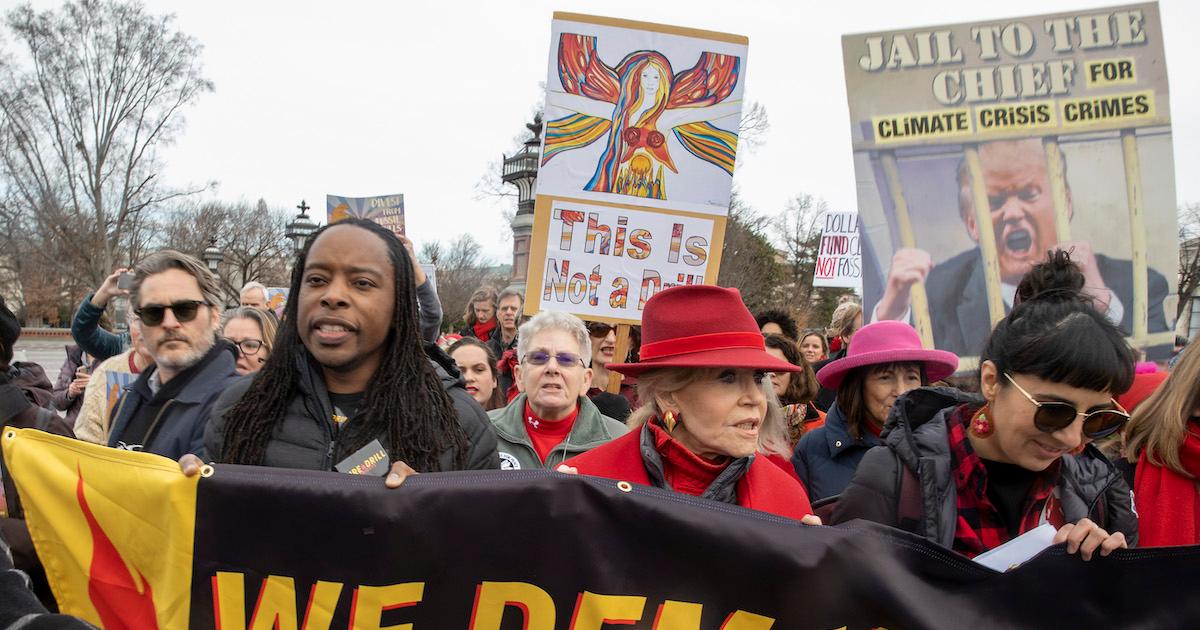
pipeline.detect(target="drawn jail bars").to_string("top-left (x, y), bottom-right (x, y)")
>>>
top-left (880, 131), bottom-right (1174, 361)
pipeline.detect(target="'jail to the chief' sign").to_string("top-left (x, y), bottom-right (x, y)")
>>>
top-left (541, 201), bottom-right (715, 321)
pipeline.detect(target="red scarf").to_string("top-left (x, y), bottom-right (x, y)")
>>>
top-left (1135, 423), bottom-right (1200, 546)
top-left (647, 422), bottom-right (728, 497)
top-left (472, 318), bottom-right (497, 340)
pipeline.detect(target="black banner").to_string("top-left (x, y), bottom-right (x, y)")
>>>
top-left (191, 466), bottom-right (1200, 629)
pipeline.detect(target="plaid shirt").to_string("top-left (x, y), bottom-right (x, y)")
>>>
top-left (947, 405), bottom-right (1065, 558)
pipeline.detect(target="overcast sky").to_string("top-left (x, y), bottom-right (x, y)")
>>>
top-left (11, 0), bottom-right (1198, 262)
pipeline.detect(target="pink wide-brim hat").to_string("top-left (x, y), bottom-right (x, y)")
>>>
top-left (605, 285), bottom-right (803, 377)
top-left (816, 320), bottom-right (959, 389)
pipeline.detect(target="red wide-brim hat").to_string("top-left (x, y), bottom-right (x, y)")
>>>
top-left (815, 320), bottom-right (959, 389)
top-left (605, 285), bottom-right (803, 377)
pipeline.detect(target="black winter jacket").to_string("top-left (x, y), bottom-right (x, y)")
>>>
top-left (832, 387), bottom-right (1139, 548)
top-left (204, 343), bottom-right (500, 472)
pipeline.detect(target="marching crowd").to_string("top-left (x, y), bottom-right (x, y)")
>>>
top-left (1, 217), bottom-right (1199, 622)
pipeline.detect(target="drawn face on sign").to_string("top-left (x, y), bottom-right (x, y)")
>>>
top-left (962, 139), bottom-right (1071, 284)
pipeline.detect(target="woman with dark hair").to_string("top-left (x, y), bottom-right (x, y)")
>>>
top-left (834, 252), bottom-right (1137, 560)
top-left (755, 308), bottom-right (799, 341)
top-left (194, 218), bottom-right (498, 478)
top-left (762, 334), bottom-right (822, 446)
top-left (448, 337), bottom-right (504, 411)
top-left (1126, 343), bottom-right (1200, 546)
top-left (792, 321), bottom-right (958, 501)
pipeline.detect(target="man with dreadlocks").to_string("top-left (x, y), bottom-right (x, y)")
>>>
top-left (194, 218), bottom-right (499, 479)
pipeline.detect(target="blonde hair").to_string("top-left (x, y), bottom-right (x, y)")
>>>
top-left (827, 300), bottom-right (863, 340)
top-left (1126, 345), bottom-right (1200, 477)
top-left (627, 367), bottom-right (789, 458)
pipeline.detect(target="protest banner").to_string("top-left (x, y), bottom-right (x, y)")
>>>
top-left (813, 211), bottom-right (863, 290)
top-left (326, 194), bottom-right (405, 237)
top-left (526, 13), bottom-right (745, 324)
top-left (5, 428), bottom-right (1200, 628)
top-left (842, 3), bottom-right (1177, 365)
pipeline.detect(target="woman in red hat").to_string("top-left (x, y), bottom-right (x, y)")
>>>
top-left (834, 252), bottom-right (1136, 561)
top-left (1125, 343), bottom-right (1200, 547)
top-left (792, 320), bottom-right (958, 502)
top-left (563, 285), bottom-right (819, 522)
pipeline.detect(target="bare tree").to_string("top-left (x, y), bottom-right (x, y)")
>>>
top-left (736, 101), bottom-right (770, 156)
top-left (0, 0), bottom-right (212, 303)
top-left (418, 235), bottom-right (503, 332)
top-left (161, 199), bottom-right (293, 305)
top-left (717, 192), bottom-right (785, 313)
top-left (1178, 202), bottom-right (1200, 320)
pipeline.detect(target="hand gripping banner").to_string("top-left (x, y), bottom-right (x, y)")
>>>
top-left (5, 428), bottom-right (1200, 629)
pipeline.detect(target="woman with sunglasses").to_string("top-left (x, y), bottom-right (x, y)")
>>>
top-left (833, 252), bottom-right (1137, 560)
top-left (221, 307), bottom-right (279, 376)
top-left (585, 321), bottom-right (638, 409)
top-left (487, 310), bottom-right (628, 470)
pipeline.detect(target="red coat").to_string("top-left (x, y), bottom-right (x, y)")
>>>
top-left (565, 427), bottom-right (814, 520)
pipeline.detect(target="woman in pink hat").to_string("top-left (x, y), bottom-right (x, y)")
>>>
top-left (792, 320), bottom-right (959, 502)
top-left (564, 285), bottom-right (819, 522)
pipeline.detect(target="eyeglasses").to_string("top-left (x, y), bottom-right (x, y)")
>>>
top-left (1003, 373), bottom-right (1130, 439)
top-left (135, 300), bottom-right (209, 327)
top-left (226, 338), bottom-right (264, 356)
top-left (586, 322), bottom-right (615, 338)
top-left (523, 350), bottom-right (585, 368)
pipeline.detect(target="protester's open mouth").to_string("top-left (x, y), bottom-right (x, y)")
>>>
top-left (733, 419), bottom-right (760, 435)
top-left (465, 386), bottom-right (478, 395)
top-left (311, 317), bottom-right (357, 343)
top-left (1004, 228), bottom-right (1033, 254)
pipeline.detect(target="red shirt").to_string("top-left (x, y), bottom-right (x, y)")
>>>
top-left (647, 422), bottom-right (727, 496)
top-left (947, 405), bottom-right (1064, 558)
top-left (524, 402), bottom-right (578, 464)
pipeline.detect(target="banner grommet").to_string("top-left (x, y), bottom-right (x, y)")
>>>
top-left (200, 464), bottom-right (215, 478)
top-left (617, 481), bottom-right (633, 493)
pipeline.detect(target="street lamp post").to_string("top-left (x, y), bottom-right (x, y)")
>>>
top-left (202, 238), bottom-right (223, 274)
top-left (285, 200), bottom-right (318, 255)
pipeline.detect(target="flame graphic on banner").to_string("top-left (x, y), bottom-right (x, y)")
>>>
top-left (76, 465), bottom-right (159, 630)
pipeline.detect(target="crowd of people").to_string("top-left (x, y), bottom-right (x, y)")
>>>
top-left (1, 216), bottom-right (1198, 619)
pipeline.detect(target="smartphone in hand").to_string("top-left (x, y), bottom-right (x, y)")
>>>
top-left (116, 271), bottom-right (134, 290)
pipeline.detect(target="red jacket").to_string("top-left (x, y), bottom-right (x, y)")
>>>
top-left (565, 427), bottom-right (814, 520)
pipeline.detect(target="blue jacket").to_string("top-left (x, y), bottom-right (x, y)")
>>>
top-left (107, 340), bottom-right (240, 459)
top-left (70, 293), bottom-right (130, 361)
top-left (791, 402), bottom-right (882, 502)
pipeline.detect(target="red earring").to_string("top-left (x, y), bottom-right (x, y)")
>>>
top-left (970, 405), bottom-right (994, 438)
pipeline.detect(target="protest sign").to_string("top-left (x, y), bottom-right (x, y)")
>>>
top-left (813, 211), bottom-right (863, 290)
top-left (842, 3), bottom-right (1177, 364)
top-left (526, 13), bottom-right (745, 323)
top-left (6, 428), bottom-right (1200, 628)
top-left (326, 193), bottom-right (405, 237)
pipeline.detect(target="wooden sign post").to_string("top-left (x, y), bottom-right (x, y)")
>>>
top-left (606, 324), bottom-right (632, 394)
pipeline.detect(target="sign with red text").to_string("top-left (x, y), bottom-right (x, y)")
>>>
top-left (527, 13), bottom-right (744, 323)
top-left (813, 211), bottom-right (862, 290)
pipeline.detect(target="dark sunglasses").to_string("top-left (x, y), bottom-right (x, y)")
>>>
top-left (226, 338), bottom-right (264, 356)
top-left (586, 322), bottom-right (615, 338)
top-left (1004, 373), bottom-right (1130, 439)
top-left (523, 350), bottom-right (585, 368)
top-left (135, 300), bottom-right (209, 327)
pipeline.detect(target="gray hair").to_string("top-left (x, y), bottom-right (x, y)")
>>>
top-left (498, 287), bottom-right (525, 307)
top-left (240, 281), bottom-right (268, 300)
top-left (131, 250), bottom-right (223, 309)
top-left (516, 310), bottom-right (591, 365)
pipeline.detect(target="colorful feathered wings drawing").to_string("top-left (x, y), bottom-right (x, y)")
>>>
top-left (543, 33), bottom-right (741, 201)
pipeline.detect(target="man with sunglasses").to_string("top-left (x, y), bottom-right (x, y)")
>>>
top-left (107, 251), bottom-right (239, 459)
top-left (488, 310), bottom-right (627, 470)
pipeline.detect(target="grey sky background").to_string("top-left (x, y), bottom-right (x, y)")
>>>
top-left (9, 0), bottom-right (1197, 262)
